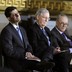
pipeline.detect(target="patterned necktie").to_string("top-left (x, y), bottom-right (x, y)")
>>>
top-left (16, 27), bottom-right (23, 41)
top-left (62, 33), bottom-right (66, 39)
top-left (42, 28), bottom-right (50, 46)
top-left (62, 33), bottom-right (72, 46)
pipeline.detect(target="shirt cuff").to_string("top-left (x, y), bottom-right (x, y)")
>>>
top-left (69, 48), bottom-right (72, 53)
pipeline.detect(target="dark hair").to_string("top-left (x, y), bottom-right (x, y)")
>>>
top-left (5, 6), bottom-right (17, 18)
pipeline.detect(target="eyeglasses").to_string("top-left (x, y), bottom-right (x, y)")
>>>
top-left (41, 15), bottom-right (50, 20)
top-left (58, 21), bottom-right (68, 26)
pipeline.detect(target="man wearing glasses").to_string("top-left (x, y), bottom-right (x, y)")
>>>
top-left (27, 8), bottom-right (61, 72)
top-left (51, 13), bottom-right (72, 72)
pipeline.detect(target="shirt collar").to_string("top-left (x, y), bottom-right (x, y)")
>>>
top-left (10, 22), bottom-right (19, 29)
top-left (36, 21), bottom-right (45, 29)
top-left (56, 27), bottom-right (63, 34)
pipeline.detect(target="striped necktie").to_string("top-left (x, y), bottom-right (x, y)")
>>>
top-left (62, 33), bottom-right (72, 46)
top-left (42, 28), bottom-right (50, 46)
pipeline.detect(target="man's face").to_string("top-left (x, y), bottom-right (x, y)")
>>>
top-left (9, 9), bottom-right (21, 23)
top-left (37, 12), bottom-right (50, 28)
top-left (56, 16), bottom-right (68, 32)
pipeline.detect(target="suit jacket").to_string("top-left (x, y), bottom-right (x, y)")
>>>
top-left (51, 27), bottom-right (71, 72)
top-left (51, 27), bottom-right (72, 51)
top-left (28, 23), bottom-right (56, 62)
top-left (0, 23), bottom-right (32, 71)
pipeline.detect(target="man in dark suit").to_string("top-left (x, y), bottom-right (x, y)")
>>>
top-left (0, 6), bottom-right (55, 72)
top-left (27, 8), bottom-right (60, 72)
top-left (51, 13), bottom-right (72, 72)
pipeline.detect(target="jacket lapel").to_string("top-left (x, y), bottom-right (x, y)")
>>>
top-left (53, 27), bottom-right (64, 43)
top-left (54, 27), bottom-right (70, 44)
top-left (19, 27), bottom-right (26, 46)
top-left (9, 23), bottom-right (24, 47)
top-left (35, 23), bottom-right (49, 45)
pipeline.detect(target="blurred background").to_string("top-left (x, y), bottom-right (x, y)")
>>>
top-left (0, 0), bottom-right (72, 36)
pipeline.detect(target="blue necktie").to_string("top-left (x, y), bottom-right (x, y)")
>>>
top-left (16, 27), bottom-right (23, 41)
top-left (62, 33), bottom-right (72, 46)
top-left (62, 33), bottom-right (66, 39)
top-left (42, 28), bottom-right (50, 46)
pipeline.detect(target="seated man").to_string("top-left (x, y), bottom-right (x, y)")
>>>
top-left (26, 8), bottom-right (60, 72)
top-left (0, 6), bottom-right (55, 72)
top-left (51, 13), bottom-right (72, 72)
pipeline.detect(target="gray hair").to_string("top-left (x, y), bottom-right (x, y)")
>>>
top-left (56, 13), bottom-right (68, 21)
top-left (35, 8), bottom-right (49, 17)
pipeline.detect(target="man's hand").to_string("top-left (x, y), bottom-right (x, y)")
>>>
top-left (25, 52), bottom-right (34, 58)
top-left (54, 47), bottom-right (61, 54)
top-left (25, 52), bottom-right (41, 62)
